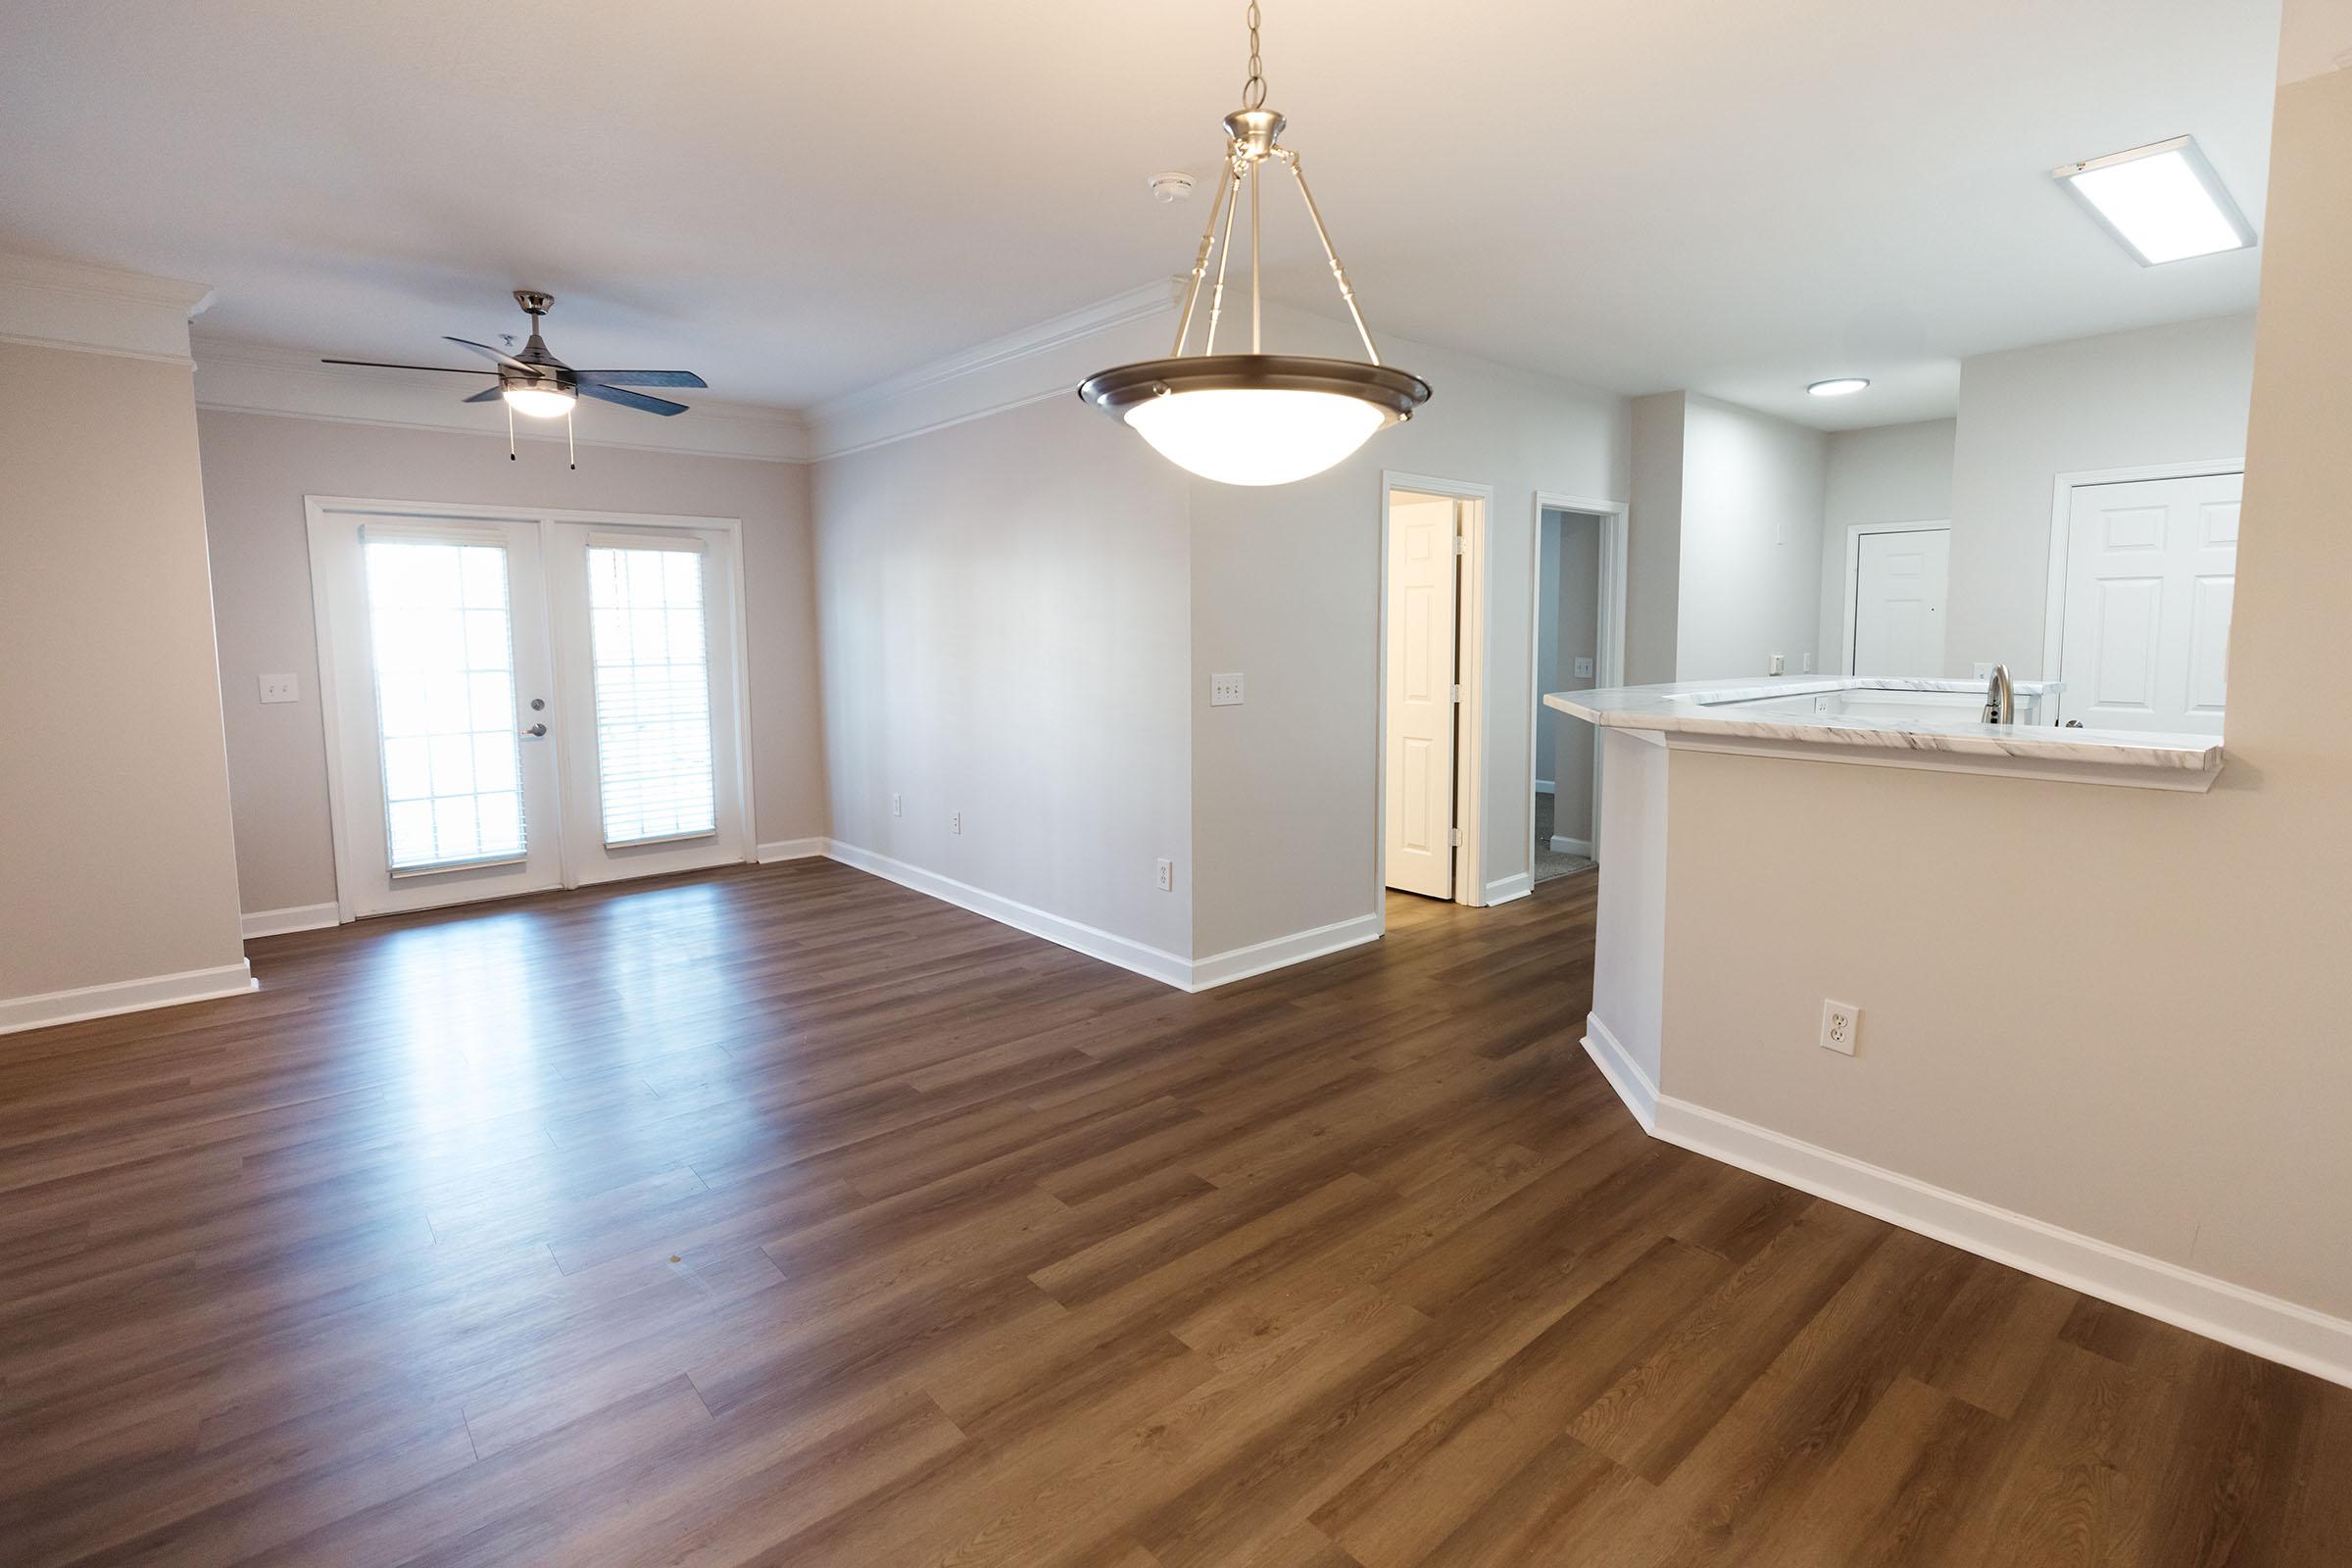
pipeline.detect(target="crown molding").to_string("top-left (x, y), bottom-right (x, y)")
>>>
top-left (190, 336), bottom-right (813, 464)
top-left (0, 249), bottom-right (215, 364)
top-left (805, 279), bottom-right (1184, 461)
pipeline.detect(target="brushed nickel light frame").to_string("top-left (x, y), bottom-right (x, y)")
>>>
top-left (1078, 2), bottom-right (1431, 453)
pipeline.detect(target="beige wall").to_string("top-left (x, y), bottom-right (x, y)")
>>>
top-left (1814, 417), bottom-right (1956, 668)
top-left (1944, 314), bottom-right (2257, 677)
top-left (811, 396), bottom-right (1197, 961)
top-left (1654, 63), bottom-right (2352, 1320)
top-left (196, 410), bottom-right (826, 913)
top-left (1673, 395), bottom-right (1828, 680)
top-left (1624, 393), bottom-right (1685, 684)
top-left (1, 344), bottom-right (246, 999)
top-left (1188, 309), bottom-right (1629, 953)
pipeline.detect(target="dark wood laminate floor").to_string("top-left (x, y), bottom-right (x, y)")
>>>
top-left (4, 860), bottom-right (2348, 1567)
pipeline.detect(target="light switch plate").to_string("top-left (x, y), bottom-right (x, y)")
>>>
top-left (1209, 672), bottom-right (1245, 707)
top-left (258, 673), bottom-right (300, 705)
top-left (1572, 656), bottom-right (1594, 679)
top-left (1769, 654), bottom-right (1786, 676)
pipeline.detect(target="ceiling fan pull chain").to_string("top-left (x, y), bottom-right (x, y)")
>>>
top-left (566, 409), bottom-right (576, 470)
top-left (507, 400), bottom-right (516, 462)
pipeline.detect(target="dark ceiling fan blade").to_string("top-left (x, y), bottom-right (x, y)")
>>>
top-left (578, 382), bottom-right (690, 416)
top-left (576, 369), bottom-right (709, 388)
top-left (320, 358), bottom-right (497, 375)
top-left (461, 386), bottom-right (505, 403)
top-left (443, 335), bottom-right (546, 374)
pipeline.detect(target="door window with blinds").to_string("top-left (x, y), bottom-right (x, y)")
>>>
top-left (363, 536), bottom-right (528, 870)
top-left (584, 538), bottom-right (717, 846)
top-left (309, 500), bottom-right (750, 920)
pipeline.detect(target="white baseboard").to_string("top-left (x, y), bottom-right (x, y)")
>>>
top-left (1634, 1092), bottom-right (2352, 1392)
top-left (1484, 871), bottom-right (1534, 906)
top-left (1548, 835), bottom-right (1593, 858)
top-left (241, 903), bottom-right (340, 939)
top-left (0, 960), bottom-right (258, 1037)
top-left (756, 837), bottom-right (827, 864)
top-left (1580, 1012), bottom-right (1658, 1132)
top-left (821, 840), bottom-right (1193, 990)
top-left (1190, 912), bottom-right (1382, 992)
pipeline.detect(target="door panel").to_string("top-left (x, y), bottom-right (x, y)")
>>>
top-left (318, 515), bottom-right (564, 915)
top-left (1850, 528), bottom-right (1949, 676)
top-left (2058, 472), bottom-right (2239, 732)
top-left (1386, 495), bottom-right (1458, 899)
top-left (545, 523), bottom-right (750, 884)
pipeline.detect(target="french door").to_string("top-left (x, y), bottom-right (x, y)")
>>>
top-left (309, 500), bottom-right (752, 919)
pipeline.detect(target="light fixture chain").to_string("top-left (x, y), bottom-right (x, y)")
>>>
top-left (1240, 0), bottom-right (1266, 110)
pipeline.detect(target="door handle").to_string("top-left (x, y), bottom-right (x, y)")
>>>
top-left (522, 722), bottom-right (549, 738)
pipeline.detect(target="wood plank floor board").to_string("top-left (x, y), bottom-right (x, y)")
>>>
top-left (3, 858), bottom-right (2345, 1565)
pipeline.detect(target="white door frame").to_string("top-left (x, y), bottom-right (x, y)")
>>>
top-left (1525, 494), bottom-right (1629, 883)
top-left (305, 494), bottom-right (759, 923)
top-left (2041, 460), bottom-right (2244, 684)
top-left (1840, 519), bottom-right (1951, 675)
top-left (1377, 471), bottom-right (1493, 921)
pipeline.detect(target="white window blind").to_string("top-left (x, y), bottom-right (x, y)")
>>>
top-left (363, 538), bottom-right (526, 870)
top-left (585, 543), bottom-right (716, 846)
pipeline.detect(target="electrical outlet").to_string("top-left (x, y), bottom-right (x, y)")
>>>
top-left (1821, 1000), bottom-right (1859, 1055)
top-left (1155, 858), bottom-right (1174, 892)
top-left (1209, 672), bottom-right (1245, 707)
top-left (1769, 654), bottom-right (1787, 676)
top-left (950, 811), bottom-right (961, 835)
top-left (1802, 652), bottom-right (1815, 673)
top-left (1573, 656), bottom-right (1593, 679)
top-left (891, 793), bottom-right (903, 817)
top-left (258, 672), bottom-right (300, 705)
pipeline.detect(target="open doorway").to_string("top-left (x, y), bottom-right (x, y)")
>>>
top-left (1526, 496), bottom-right (1628, 887)
top-left (1379, 475), bottom-right (1491, 905)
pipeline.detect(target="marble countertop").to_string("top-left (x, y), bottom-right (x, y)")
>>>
top-left (1544, 677), bottom-right (2224, 788)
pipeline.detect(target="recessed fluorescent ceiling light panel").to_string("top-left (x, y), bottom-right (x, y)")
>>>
top-left (1807, 377), bottom-right (1869, 397)
top-left (2053, 135), bottom-right (2255, 266)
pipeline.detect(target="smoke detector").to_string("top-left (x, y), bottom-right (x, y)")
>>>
top-left (1148, 172), bottom-right (1197, 203)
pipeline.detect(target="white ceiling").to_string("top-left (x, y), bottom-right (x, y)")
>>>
top-left (0, 0), bottom-right (2281, 429)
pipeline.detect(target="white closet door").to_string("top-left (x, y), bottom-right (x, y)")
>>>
top-left (2058, 472), bottom-right (2239, 733)
top-left (544, 522), bottom-right (752, 884)
top-left (1850, 528), bottom-right (1949, 676)
top-left (1385, 496), bottom-right (1460, 899)
top-left (314, 514), bottom-right (564, 916)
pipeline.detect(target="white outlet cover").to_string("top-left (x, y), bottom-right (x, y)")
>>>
top-left (258, 672), bottom-right (300, 704)
top-left (1821, 1000), bottom-right (1860, 1055)
top-left (1209, 672), bottom-right (1245, 707)
top-left (1572, 656), bottom-right (1594, 679)
top-left (950, 811), bottom-right (961, 834)
top-left (891, 793), bottom-right (903, 816)
top-left (1155, 858), bottom-right (1174, 892)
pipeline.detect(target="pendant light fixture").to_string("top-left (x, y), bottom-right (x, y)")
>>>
top-left (1079, 2), bottom-right (1430, 486)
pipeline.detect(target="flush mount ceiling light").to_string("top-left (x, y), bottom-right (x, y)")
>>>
top-left (1079, 2), bottom-right (1430, 486)
top-left (1806, 377), bottom-right (1870, 397)
top-left (2052, 135), bottom-right (2256, 267)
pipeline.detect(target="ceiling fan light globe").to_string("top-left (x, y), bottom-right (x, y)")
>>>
top-left (503, 384), bottom-right (576, 419)
top-left (1124, 388), bottom-right (1387, 486)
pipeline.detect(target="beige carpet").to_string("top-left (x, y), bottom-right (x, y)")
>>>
top-left (1533, 790), bottom-right (1596, 884)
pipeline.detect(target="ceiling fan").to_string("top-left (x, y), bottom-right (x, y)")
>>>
top-left (322, 290), bottom-right (709, 462)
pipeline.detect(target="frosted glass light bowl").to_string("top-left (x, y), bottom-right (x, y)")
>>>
top-left (1079, 355), bottom-right (1431, 486)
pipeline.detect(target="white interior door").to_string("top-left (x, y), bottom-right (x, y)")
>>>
top-left (315, 514), bottom-right (564, 915)
top-left (1850, 527), bottom-right (1950, 676)
top-left (1385, 495), bottom-right (1459, 899)
top-left (2057, 472), bottom-right (2239, 732)
top-left (545, 522), bottom-right (751, 884)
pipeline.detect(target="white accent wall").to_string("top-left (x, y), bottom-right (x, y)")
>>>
top-left (1944, 314), bottom-right (2257, 677)
top-left (1814, 417), bottom-right (1956, 667)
